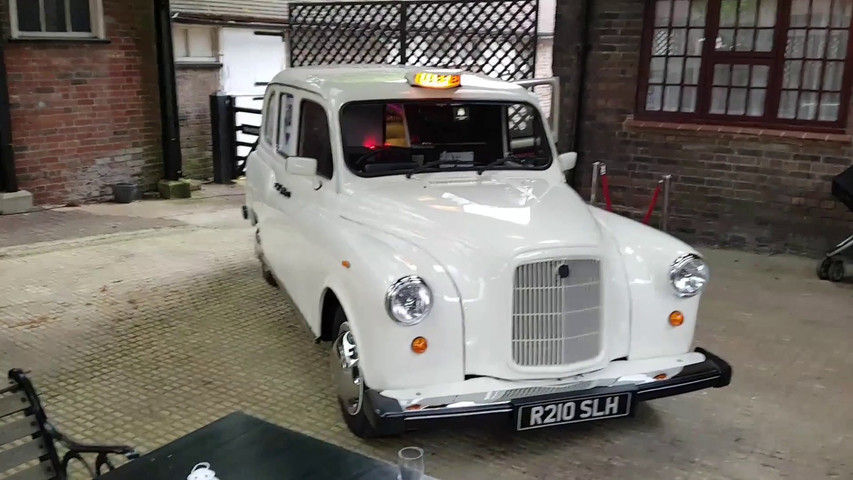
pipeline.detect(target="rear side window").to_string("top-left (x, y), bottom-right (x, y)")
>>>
top-left (298, 100), bottom-right (333, 179)
top-left (277, 93), bottom-right (295, 155)
top-left (262, 90), bottom-right (278, 146)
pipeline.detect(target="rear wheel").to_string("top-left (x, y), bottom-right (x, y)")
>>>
top-left (256, 229), bottom-right (278, 288)
top-left (261, 260), bottom-right (278, 288)
top-left (817, 257), bottom-right (833, 280)
top-left (828, 260), bottom-right (845, 283)
top-left (330, 308), bottom-right (379, 438)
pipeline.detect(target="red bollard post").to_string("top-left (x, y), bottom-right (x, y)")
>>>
top-left (642, 181), bottom-right (664, 225)
top-left (599, 164), bottom-right (614, 212)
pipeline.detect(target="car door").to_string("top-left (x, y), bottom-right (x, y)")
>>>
top-left (249, 87), bottom-right (278, 238)
top-left (278, 97), bottom-right (339, 329)
top-left (256, 89), bottom-right (299, 293)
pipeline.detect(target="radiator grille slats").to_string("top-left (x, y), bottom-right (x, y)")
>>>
top-left (512, 259), bottom-right (602, 367)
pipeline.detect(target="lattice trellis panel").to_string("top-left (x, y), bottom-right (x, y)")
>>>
top-left (290, 3), bottom-right (402, 66)
top-left (289, 0), bottom-right (538, 82)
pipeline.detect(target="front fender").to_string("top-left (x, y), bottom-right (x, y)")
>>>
top-left (323, 219), bottom-right (465, 391)
top-left (590, 208), bottom-right (704, 360)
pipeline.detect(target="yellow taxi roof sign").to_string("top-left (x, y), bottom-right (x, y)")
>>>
top-left (406, 70), bottom-right (463, 89)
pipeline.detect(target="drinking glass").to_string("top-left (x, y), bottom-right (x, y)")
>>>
top-left (397, 446), bottom-right (424, 480)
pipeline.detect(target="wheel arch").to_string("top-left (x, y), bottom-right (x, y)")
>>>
top-left (320, 287), bottom-right (342, 341)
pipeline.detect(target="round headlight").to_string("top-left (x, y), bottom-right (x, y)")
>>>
top-left (669, 254), bottom-right (709, 298)
top-left (385, 276), bottom-right (433, 325)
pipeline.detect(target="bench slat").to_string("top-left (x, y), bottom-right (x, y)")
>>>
top-left (0, 438), bottom-right (47, 473)
top-left (0, 416), bottom-right (40, 446)
top-left (4, 461), bottom-right (56, 480)
top-left (0, 393), bottom-right (29, 419)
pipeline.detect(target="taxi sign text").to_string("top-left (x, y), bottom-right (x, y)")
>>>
top-left (410, 72), bottom-right (461, 89)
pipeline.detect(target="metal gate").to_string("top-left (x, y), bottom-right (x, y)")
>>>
top-left (288, 0), bottom-right (539, 81)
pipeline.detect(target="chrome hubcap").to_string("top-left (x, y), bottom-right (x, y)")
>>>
top-left (331, 322), bottom-right (363, 416)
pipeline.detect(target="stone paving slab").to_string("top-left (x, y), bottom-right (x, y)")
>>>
top-left (0, 220), bottom-right (851, 479)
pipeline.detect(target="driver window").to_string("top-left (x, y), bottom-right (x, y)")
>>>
top-left (506, 103), bottom-right (546, 158)
top-left (298, 100), bottom-right (333, 180)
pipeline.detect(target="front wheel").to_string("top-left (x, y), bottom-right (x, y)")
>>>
top-left (330, 308), bottom-right (379, 438)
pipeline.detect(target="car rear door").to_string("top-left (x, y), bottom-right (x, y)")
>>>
top-left (253, 88), bottom-right (297, 293)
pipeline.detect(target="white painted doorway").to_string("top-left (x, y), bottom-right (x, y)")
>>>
top-left (220, 27), bottom-right (287, 97)
top-left (220, 27), bottom-right (286, 161)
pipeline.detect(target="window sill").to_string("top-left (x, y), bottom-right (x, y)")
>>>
top-left (175, 61), bottom-right (222, 70)
top-left (624, 118), bottom-right (852, 143)
top-left (8, 36), bottom-right (110, 44)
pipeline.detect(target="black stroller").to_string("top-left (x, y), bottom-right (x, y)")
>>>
top-left (817, 164), bottom-right (853, 282)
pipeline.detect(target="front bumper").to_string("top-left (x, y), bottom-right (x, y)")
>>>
top-left (363, 348), bottom-right (731, 435)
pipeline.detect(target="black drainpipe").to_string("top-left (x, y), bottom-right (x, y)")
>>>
top-left (153, 0), bottom-right (182, 181)
top-left (0, 40), bottom-right (16, 193)
top-left (569, 0), bottom-right (593, 190)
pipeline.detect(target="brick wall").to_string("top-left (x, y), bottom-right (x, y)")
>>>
top-left (176, 66), bottom-right (219, 180)
top-left (3, 0), bottom-right (162, 205)
top-left (555, 0), bottom-right (853, 255)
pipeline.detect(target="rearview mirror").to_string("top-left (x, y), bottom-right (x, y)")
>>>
top-left (558, 152), bottom-right (577, 172)
top-left (286, 156), bottom-right (318, 177)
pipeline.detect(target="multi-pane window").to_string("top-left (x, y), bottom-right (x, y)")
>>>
top-left (639, 0), bottom-right (853, 129)
top-left (10, 0), bottom-right (104, 38)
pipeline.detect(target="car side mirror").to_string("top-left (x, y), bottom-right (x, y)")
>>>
top-left (558, 152), bottom-right (577, 172)
top-left (286, 156), bottom-right (318, 177)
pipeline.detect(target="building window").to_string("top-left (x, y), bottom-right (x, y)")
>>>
top-left (10, 0), bottom-right (105, 39)
top-left (173, 25), bottom-right (219, 64)
top-left (639, 0), bottom-right (853, 130)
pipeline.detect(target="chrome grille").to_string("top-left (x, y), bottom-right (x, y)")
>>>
top-left (512, 259), bottom-right (602, 367)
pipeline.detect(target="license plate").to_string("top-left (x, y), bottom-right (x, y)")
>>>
top-left (515, 391), bottom-right (634, 431)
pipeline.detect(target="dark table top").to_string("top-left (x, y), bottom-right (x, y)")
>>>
top-left (100, 412), bottom-right (406, 480)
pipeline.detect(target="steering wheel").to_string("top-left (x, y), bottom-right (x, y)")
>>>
top-left (354, 147), bottom-right (388, 169)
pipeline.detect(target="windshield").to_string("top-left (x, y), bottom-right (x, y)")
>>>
top-left (340, 101), bottom-right (553, 177)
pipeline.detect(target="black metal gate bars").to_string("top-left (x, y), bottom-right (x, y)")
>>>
top-left (289, 0), bottom-right (539, 82)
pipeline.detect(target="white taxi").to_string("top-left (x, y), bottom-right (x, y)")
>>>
top-left (244, 66), bottom-right (731, 437)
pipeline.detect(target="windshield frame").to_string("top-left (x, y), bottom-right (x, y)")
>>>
top-left (338, 99), bottom-right (554, 179)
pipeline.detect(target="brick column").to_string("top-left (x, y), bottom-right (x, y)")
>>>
top-left (552, 0), bottom-right (587, 153)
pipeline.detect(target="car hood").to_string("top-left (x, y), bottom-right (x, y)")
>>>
top-left (339, 176), bottom-right (603, 261)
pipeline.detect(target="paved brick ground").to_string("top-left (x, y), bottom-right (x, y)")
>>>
top-left (0, 210), bottom-right (183, 249)
top-left (0, 195), bottom-right (851, 479)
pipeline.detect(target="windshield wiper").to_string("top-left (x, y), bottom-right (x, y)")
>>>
top-left (406, 159), bottom-right (465, 178)
top-left (477, 155), bottom-right (539, 175)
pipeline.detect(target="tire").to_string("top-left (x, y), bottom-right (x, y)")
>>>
top-left (817, 257), bottom-right (833, 280)
top-left (331, 308), bottom-right (380, 438)
top-left (256, 229), bottom-right (278, 288)
top-left (261, 260), bottom-right (278, 288)
top-left (828, 260), bottom-right (845, 283)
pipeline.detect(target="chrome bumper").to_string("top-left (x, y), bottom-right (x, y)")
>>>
top-left (363, 348), bottom-right (731, 435)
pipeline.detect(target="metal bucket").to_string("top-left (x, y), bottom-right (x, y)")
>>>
top-left (112, 183), bottom-right (139, 204)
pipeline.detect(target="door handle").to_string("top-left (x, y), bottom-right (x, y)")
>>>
top-left (273, 182), bottom-right (292, 198)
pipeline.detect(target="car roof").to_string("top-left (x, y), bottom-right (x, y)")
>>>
top-left (269, 65), bottom-right (535, 105)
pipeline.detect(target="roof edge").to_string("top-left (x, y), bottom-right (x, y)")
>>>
top-left (172, 11), bottom-right (289, 28)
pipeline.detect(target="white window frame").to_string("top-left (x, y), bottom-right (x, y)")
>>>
top-left (173, 25), bottom-right (221, 65)
top-left (9, 0), bottom-right (106, 39)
